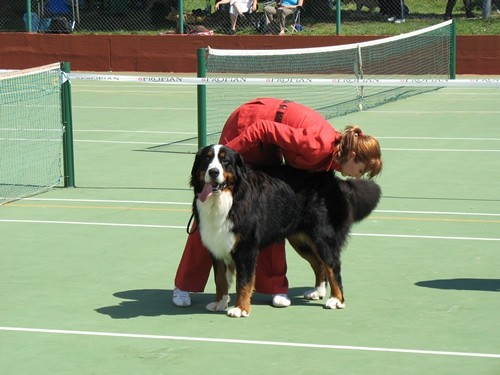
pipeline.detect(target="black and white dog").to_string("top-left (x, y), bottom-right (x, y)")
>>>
top-left (191, 144), bottom-right (381, 317)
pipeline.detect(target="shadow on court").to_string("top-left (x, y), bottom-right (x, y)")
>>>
top-left (415, 278), bottom-right (500, 292)
top-left (95, 289), bottom-right (196, 318)
top-left (95, 287), bottom-right (320, 319)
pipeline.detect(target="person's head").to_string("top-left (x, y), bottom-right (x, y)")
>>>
top-left (335, 125), bottom-right (382, 179)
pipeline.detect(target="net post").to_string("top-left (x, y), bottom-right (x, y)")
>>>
top-left (197, 48), bottom-right (207, 150)
top-left (450, 20), bottom-right (456, 79)
top-left (335, 0), bottom-right (341, 35)
top-left (26, 0), bottom-right (32, 32)
top-left (61, 62), bottom-right (76, 187)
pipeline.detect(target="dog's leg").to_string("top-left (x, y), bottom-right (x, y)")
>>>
top-left (227, 250), bottom-right (257, 318)
top-left (288, 234), bottom-right (327, 300)
top-left (227, 273), bottom-right (255, 317)
top-left (324, 262), bottom-right (345, 309)
top-left (300, 254), bottom-right (327, 300)
top-left (295, 233), bottom-right (345, 309)
top-left (206, 260), bottom-right (231, 312)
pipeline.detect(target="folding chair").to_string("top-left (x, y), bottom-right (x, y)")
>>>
top-left (289, 6), bottom-right (302, 33)
top-left (260, 1), bottom-right (302, 34)
top-left (291, 7), bottom-right (302, 34)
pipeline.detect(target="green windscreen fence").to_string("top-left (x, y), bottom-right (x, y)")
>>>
top-left (0, 63), bottom-right (72, 204)
top-left (198, 20), bottom-right (454, 147)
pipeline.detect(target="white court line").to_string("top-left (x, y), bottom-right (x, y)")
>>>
top-left (0, 219), bottom-right (498, 241)
top-left (376, 209), bottom-right (500, 217)
top-left (19, 199), bottom-right (500, 217)
top-left (0, 219), bottom-right (184, 229)
top-left (367, 110), bottom-right (500, 114)
top-left (73, 105), bottom-right (195, 110)
top-left (1, 326), bottom-right (499, 359)
top-left (71, 139), bottom-right (500, 151)
top-left (377, 137), bottom-right (500, 141)
top-left (433, 92), bottom-right (500, 95)
top-left (23, 198), bottom-right (191, 205)
top-left (353, 233), bottom-right (500, 241)
top-left (75, 139), bottom-right (168, 145)
top-left (75, 130), bottom-right (197, 135)
top-left (74, 139), bottom-right (197, 146)
top-left (75, 139), bottom-right (198, 147)
top-left (69, 133), bottom-right (497, 141)
top-left (383, 148), bottom-right (500, 152)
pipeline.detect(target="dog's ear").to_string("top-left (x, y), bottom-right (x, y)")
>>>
top-left (190, 148), bottom-right (204, 187)
top-left (234, 152), bottom-right (248, 181)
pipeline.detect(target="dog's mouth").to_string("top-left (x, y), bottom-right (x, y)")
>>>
top-left (198, 182), bottom-right (227, 202)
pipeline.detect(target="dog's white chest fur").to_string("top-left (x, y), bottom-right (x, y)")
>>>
top-left (196, 190), bottom-right (236, 262)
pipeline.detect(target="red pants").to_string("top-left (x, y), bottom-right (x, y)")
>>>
top-left (174, 227), bottom-right (289, 295)
top-left (174, 98), bottom-right (295, 295)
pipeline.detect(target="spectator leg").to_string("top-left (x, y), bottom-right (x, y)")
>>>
top-left (277, 7), bottom-right (294, 34)
top-left (264, 5), bottom-right (276, 26)
top-left (445, 0), bottom-right (457, 18)
top-left (229, 13), bottom-right (238, 30)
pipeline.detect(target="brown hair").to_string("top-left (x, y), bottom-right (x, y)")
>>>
top-left (336, 125), bottom-right (382, 179)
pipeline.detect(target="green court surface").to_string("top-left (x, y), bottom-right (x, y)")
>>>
top-left (1, 78), bottom-right (499, 375)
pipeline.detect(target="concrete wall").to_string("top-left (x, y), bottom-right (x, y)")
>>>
top-left (0, 33), bottom-right (498, 74)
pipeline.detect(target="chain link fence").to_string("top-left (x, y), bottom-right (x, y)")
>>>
top-left (2, 1), bottom-right (498, 35)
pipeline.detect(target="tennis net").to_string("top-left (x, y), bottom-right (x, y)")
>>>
top-left (200, 20), bottom-right (455, 146)
top-left (0, 62), bottom-right (74, 204)
top-left (67, 20), bottom-right (498, 154)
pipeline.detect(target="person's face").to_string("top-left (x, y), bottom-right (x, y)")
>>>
top-left (340, 152), bottom-right (366, 178)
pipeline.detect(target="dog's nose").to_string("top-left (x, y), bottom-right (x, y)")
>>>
top-left (208, 168), bottom-right (220, 179)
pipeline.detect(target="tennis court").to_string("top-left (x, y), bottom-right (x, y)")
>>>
top-left (1, 76), bottom-right (499, 374)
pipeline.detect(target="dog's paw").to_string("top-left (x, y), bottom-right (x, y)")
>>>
top-left (303, 283), bottom-right (326, 300)
top-left (227, 307), bottom-right (250, 318)
top-left (303, 289), bottom-right (322, 300)
top-left (324, 297), bottom-right (345, 309)
top-left (205, 295), bottom-right (230, 312)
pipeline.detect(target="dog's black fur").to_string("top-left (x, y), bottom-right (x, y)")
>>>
top-left (191, 145), bottom-right (381, 317)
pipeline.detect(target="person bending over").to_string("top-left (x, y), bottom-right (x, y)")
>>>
top-left (172, 97), bottom-right (382, 308)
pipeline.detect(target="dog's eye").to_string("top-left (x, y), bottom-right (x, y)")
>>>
top-left (221, 158), bottom-right (229, 165)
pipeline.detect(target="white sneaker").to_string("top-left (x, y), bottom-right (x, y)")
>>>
top-left (172, 288), bottom-right (191, 307)
top-left (394, 18), bottom-right (405, 23)
top-left (272, 294), bottom-right (291, 307)
top-left (387, 17), bottom-right (395, 22)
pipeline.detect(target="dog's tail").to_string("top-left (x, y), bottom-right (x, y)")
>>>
top-left (346, 179), bottom-right (382, 222)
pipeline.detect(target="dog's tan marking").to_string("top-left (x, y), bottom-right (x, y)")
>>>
top-left (214, 261), bottom-right (229, 302)
top-left (221, 171), bottom-right (237, 195)
top-left (289, 232), bottom-right (344, 305)
top-left (325, 267), bottom-right (344, 303)
top-left (232, 274), bottom-right (256, 317)
top-left (288, 233), bottom-right (326, 290)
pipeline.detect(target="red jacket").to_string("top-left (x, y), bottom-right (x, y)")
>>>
top-left (220, 98), bottom-right (342, 172)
